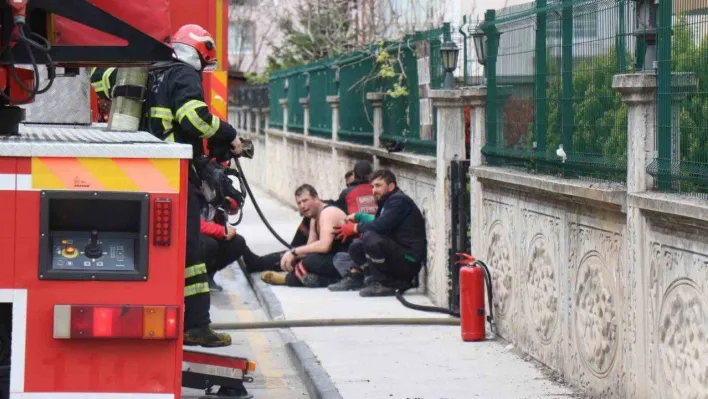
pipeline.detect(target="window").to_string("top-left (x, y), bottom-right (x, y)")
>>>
top-left (547, 3), bottom-right (598, 39)
top-left (228, 22), bottom-right (254, 55)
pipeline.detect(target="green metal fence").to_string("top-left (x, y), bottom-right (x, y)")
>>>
top-left (478, 0), bottom-right (636, 182)
top-left (267, 26), bottom-right (450, 155)
top-left (338, 53), bottom-right (378, 145)
top-left (650, 1), bottom-right (708, 195)
top-left (268, 77), bottom-right (285, 129)
top-left (308, 62), bottom-right (335, 139)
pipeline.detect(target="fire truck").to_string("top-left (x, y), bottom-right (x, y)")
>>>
top-left (0, 1), bottom-right (255, 398)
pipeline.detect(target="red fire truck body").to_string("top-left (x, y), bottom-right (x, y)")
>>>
top-left (0, 1), bottom-right (253, 398)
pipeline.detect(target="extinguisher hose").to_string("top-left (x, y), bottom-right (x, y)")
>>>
top-left (474, 260), bottom-right (495, 330)
top-left (395, 260), bottom-right (495, 332)
top-left (395, 287), bottom-right (461, 317)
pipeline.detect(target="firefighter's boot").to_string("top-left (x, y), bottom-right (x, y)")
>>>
top-left (183, 326), bottom-right (232, 347)
top-left (207, 273), bottom-right (223, 292)
top-left (328, 269), bottom-right (365, 291)
top-left (359, 281), bottom-right (397, 297)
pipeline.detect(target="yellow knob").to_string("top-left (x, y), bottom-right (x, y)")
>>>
top-left (62, 245), bottom-right (79, 259)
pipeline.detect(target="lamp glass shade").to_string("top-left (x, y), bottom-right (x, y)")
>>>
top-left (440, 41), bottom-right (460, 72)
top-left (472, 30), bottom-right (486, 65)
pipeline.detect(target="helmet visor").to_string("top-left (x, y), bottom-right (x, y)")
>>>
top-left (202, 60), bottom-right (218, 72)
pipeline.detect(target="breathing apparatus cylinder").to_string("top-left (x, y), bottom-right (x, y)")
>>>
top-left (107, 67), bottom-right (148, 131)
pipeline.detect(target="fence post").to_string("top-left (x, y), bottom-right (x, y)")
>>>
top-left (234, 107), bottom-right (242, 129)
top-left (254, 108), bottom-right (261, 135)
top-left (428, 88), bottom-right (465, 302)
top-left (279, 99), bottom-right (288, 133)
top-left (262, 107), bottom-right (270, 133)
top-left (461, 86), bottom-right (486, 263)
top-left (327, 95), bottom-right (340, 141)
top-left (367, 92), bottom-right (384, 169)
top-left (561, 0), bottom-right (574, 156)
top-left (613, 73), bottom-right (657, 193)
top-left (483, 10), bottom-right (499, 155)
top-left (367, 92), bottom-right (384, 147)
top-left (244, 107), bottom-right (251, 134)
top-left (300, 98), bottom-right (310, 136)
top-left (534, 0), bottom-right (548, 154)
top-left (612, 72), bottom-right (656, 398)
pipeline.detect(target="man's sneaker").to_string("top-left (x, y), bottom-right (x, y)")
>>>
top-left (183, 327), bottom-right (232, 347)
top-left (301, 273), bottom-right (339, 288)
top-left (364, 275), bottom-right (376, 286)
top-left (328, 271), bottom-right (365, 291)
top-left (208, 275), bottom-right (223, 292)
top-left (359, 281), bottom-right (397, 297)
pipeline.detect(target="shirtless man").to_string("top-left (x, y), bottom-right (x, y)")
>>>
top-left (262, 184), bottom-right (350, 287)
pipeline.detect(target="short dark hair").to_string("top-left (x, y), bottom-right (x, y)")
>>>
top-left (295, 184), bottom-right (318, 198)
top-left (345, 170), bottom-right (354, 180)
top-left (370, 169), bottom-right (397, 186)
top-left (353, 160), bottom-right (373, 180)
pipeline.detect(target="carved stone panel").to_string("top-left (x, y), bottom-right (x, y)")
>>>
top-left (416, 180), bottom-right (440, 303)
top-left (567, 219), bottom-right (625, 397)
top-left (482, 196), bottom-right (517, 339)
top-left (518, 204), bottom-right (563, 371)
top-left (647, 225), bottom-right (708, 399)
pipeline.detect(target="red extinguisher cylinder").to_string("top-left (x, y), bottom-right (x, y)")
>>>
top-left (460, 265), bottom-right (486, 341)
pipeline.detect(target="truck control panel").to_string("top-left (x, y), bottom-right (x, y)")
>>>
top-left (38, 190), bottom-right (150, 281)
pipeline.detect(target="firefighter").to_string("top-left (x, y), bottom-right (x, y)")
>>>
top-left (333, 160), bottom-right (377, 215)
top-left (89, 24), bottom-right (240, 347)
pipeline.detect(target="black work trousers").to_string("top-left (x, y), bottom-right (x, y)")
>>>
top-left (201, 234), bottom-right (252, 276)
top-left (248, 251), bottom-right (341, 287)
top-left (285, 252), bottom-right (341, 287)
top-left (240, 216), bottom-right (312, 279)
top-left (184, 178), bottom-right (211, 331)
top-left (349, 231), bottom-right (420, 288)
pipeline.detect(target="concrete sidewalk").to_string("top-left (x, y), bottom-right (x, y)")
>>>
top-left (228, 186), bottom-right (584, 399)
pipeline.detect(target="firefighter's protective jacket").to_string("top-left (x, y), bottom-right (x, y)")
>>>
top-left (89, 63), bottom-right (237, 159)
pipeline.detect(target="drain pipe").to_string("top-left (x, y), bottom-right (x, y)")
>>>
top-left (211, 317), bottom-right (459, 330)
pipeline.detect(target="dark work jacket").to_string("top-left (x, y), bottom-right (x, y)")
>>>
top-left (357, 188), bottom-right (426, 263)
top-left (89, 63), bottom-right (237, 160)
top-left (334, 180), bottom-right (377, 215)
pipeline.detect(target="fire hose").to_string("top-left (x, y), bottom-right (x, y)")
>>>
top-left (224, 142), bottom-right (494, 328)
top-left (210, 317), bottom-right (459, 330)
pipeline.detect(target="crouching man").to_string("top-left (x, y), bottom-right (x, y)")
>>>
top-left (332, 170), bottom-right (426, 297)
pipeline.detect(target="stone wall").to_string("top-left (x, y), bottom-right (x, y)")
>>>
top-left (230, 104), bottom-right (453, 307)
top-left (233, 76), bottom-right (708, 398)
top-left (466, 77), bottom-right (708, 398)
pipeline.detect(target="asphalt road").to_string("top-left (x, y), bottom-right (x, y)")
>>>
top-left (182, 264), bottom-right (309, 399)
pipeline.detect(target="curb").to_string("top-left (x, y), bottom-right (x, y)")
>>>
top-left (285, 341), bottom-right (343, 399)
top-left (238, 261), bottom-right (343, 399)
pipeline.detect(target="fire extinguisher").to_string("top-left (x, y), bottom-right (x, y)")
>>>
top-left (456, 253), bottom-right (495, 342)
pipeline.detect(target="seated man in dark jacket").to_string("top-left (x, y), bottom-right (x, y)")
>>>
top-left (333, 169), bottom-right (427, 296)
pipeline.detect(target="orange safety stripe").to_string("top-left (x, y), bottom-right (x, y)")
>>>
top-left (31, 157), bottom-right (180, 193)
